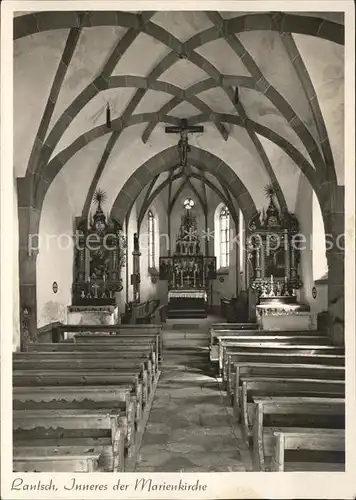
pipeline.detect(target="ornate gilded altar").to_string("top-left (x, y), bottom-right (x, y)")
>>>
top-left (71, 190), bottom-right (126, 307)
top-left (247, 187), bottom-right (310, 330)
top-left (159, 202), bottom-right (216, 318)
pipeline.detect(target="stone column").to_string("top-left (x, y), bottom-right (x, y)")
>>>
top-left (322, 184), bottom-right (345, 346)
top-left (17, 171), bottom-right (43, 348)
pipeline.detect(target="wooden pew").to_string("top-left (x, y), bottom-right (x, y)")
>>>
top-left (224, 351), bottom-right (345, 397)
top-left (251, 396), bottom-right (345, 471)
top-left (53, 323), bottom-right (163, 360)
top-left (13, 409), bottom-right (126, 472)
top-left (15, 347), bottom-right (156, 373)
top-left (13, 445), bottom-right (103, 473)
top-left (13, 352), bottom-right (155, 393)
top-left (214, 334), bottom-right (333, 364)
top-left (73, 332), bottom-right (161, 364)
top-left (28, 341), bottom-right (156, 351)
top-left (13, 386), bottom-right (136, 456)
top-left (27, 340), bottom-right (160, 377)
top-left (211, 326), bottom-right (319, 341)
top-left (220, 341), bottom-right (343, 375)
top-left (57, 323), bottom-right (162, 336)
top-left (13, 370), bottom-right (144, 417)
top-left (231, 363), bottom-right (345, 414)
top-left (240, 377), bottom-right (345, 445)
top-left (271, 428), bottom-right (345, 471)
top-left (220, 343), bottom-right (345, 383)
top-left (26, 342), bottom-right (158, 373)
top-left (13, 358), bottom-right (151, 406)
top-left (210, 329), bottom-right (329, 361)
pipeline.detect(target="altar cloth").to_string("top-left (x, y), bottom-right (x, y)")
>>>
top-left (168, 290), bottom-right (207, 300)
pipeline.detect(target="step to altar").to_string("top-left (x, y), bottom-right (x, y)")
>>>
top-left (167, 309), bottom-right (207, 319)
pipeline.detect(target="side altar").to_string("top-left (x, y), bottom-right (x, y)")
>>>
top-left (159, 202), bottom-right (216, 319)
top-left (68, 190), bottom-right (126, 328)
top-left (248, 186), bottom-right (313, 331)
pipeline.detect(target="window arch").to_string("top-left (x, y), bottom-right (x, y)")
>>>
top-left (219, 206), bottom-right (230, 267)
top-left (148, 210), bottom-right (155, 268)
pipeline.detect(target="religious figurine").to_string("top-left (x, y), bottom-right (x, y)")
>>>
top-left (178, 135), bottom-right (190, 167)
top-left (134, 233), bottom-right (140, 252)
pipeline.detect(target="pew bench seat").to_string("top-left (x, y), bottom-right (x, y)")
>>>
top-left (271, 428), bottom-right (345, 472)
top-left (251, 396), bottom-right (345, 471)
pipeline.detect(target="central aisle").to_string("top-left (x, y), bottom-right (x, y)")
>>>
top-left (134, 319), bottom-right (252, 472)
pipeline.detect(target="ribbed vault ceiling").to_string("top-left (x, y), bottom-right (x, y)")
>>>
top-left (14, 10), bottom-right (344, 220)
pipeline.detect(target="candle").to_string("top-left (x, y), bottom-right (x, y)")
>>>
top-left (270, 275), bottom-right (273, 285)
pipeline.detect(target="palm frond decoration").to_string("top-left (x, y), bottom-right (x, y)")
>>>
top-left (93, 189), bottom-right (107, 207)
top-left (264, 183), bottom-right (276, 200)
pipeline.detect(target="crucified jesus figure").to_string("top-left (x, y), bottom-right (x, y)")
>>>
top-left (178, 133), bottom-right (190, 167)
top-left (165, 119), bottom-right (204, 167)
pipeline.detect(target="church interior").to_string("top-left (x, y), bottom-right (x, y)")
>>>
top-left (10, 9), bottom-right (346, 473)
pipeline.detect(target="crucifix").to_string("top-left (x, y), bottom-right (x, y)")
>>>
top-left (165, 119), bottom-right (204, 167)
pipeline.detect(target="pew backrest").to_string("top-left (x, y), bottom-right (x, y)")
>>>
top-left (252, 396), bottom-right (345, 470)
top-left (233, 362), bottom-right (345, 394)
top-left (215, 336), bottom-right (335, 364)
top-left (27, 342), bottom-right (155, 352)
top-left (224, 351), bottom-right (345, 382)
top-left (210, 328), bottom-right (322, 346)
top-left (271, 429), bottom-right (345, 472)
top-left (224, 348), bottom-right (344, 377)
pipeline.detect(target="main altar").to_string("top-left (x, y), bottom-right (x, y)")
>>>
top-left (159, 200), bottom-right (216, 319)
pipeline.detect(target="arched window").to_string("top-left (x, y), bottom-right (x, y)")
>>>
top-left (148, 210), bottom-right (155, 268)
top-left (219, 206), bottom-right (230, 268)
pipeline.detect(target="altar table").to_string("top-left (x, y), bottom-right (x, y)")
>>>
top-left (167, 289), bottom-right (208, 319)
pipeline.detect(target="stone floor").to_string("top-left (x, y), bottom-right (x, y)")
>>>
top-left (134, 318), bottom-right (253, 472)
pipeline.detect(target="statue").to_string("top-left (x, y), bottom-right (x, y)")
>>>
top-left (133, 233), bottom-right (140, 252)
top-left (178, 134), bottom-right (190, 167)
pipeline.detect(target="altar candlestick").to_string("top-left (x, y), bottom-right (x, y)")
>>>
top-left (92, 283), bottom-right (100, 299)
